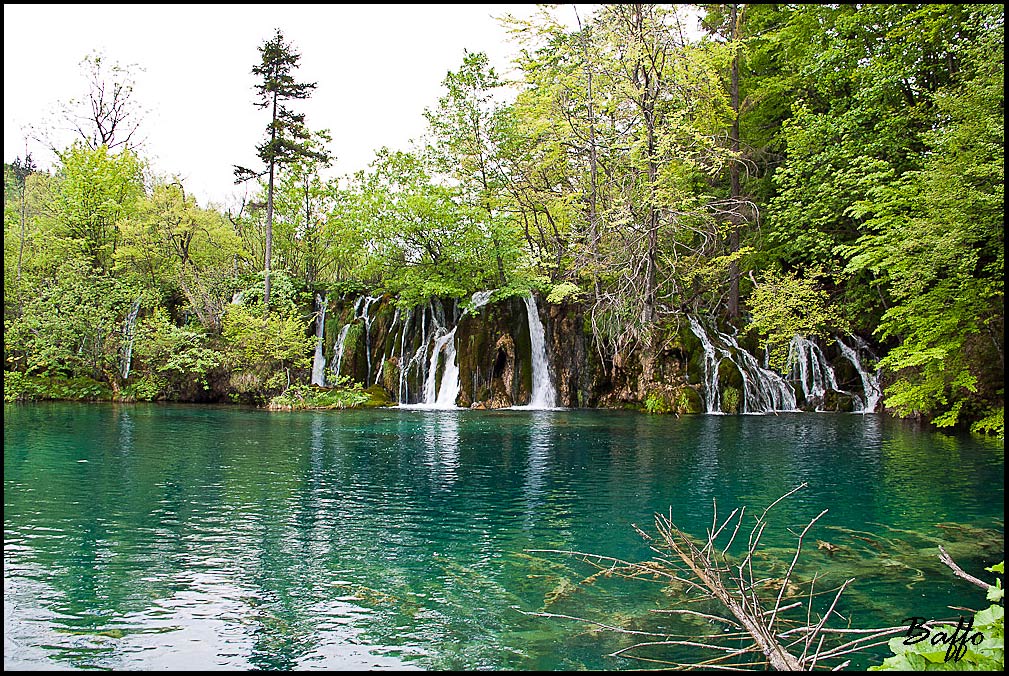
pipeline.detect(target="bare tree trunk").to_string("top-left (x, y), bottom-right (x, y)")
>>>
top-left (265, 162), bottom-right (274, 311)
top-left (728, 3), bottom-right (742, 319)
top-left (575, 6), bottom-right (602, 300)
top-left (264, 93), bottom-right (278, 311)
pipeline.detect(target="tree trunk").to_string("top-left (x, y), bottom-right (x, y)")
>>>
top-left (17, 183), bottom-right (26, 315)
top-left (265, 162), bottom-right (274, 311)
top-left (728, 3), bottom-right (742, 319)
top-left (304, 173), bottom-right (315, 286)
top-left (264, 93), bottom-right (278, 311)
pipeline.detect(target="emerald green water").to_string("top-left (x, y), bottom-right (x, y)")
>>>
top-left (4, 403), bottom-right (1004, 670)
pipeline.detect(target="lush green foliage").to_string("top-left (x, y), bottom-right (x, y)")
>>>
top-left (3, 4), bottom-right (1003, 431)
top-left (748, 269), bottom-right (845, 371)
top-left (870, 561), bottom-right (1004, 671)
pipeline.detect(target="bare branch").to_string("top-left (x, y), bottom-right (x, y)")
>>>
top-left (938, 545), bottom-right (991, 590)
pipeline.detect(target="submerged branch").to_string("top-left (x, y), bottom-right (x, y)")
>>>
top-left (531, 485), bottom-right (1001, 671)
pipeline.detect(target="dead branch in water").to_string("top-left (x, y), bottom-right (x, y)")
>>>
top-left (525, 484), bottom-right (934, 670)
top-left (938, 544), bottom-right (991, 590)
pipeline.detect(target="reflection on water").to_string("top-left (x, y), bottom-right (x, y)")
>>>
top-left (420, 411), bottom-right (460, 490)
top-left (3, 404), bottom-right (1004, 670)
top-left (523, 412), bottom-right (553, 530)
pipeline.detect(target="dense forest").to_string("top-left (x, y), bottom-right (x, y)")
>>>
top-left (3, 4), bottom-right (1003, 435)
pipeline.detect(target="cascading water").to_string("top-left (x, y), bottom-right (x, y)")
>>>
top-left (327, 295), bottom-right (380, 386)
top-left (331, 324), bottom-right (352, 383)
top-left (836, 335), bottom-right (882, 413)
top-left (787, 335), bottom-right (840, 411)
top-left (420, 292), bottom-right (502, 408)
top-left (360, 296), bottom-right (379, 386)
top-left (397, 308), bottom-right (412, 403)
top-left (419, 328), bottom-right (460, 407)
top-left (400, 305), bottom-right (435, 405)
top-left (120, 298), bottom-right (142, 380)
top-left (319, 291), bottom-right (885, 416)
top-left (517, 294), bottom-right (557, 409)
top-left (311, 294), bottom-right (327, 386)
top-left (436, 329), bottom-right (460, 407)
top-left (689, 316), bottom-right (796, 414)
top-left (721, 331), bottom-right (796, 413)
top-left (398, 299), bottom-right (462, 409)
top-left (689, 316), bottom-right (726, 414)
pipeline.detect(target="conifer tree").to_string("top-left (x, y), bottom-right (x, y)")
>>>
top-left (235, 28), bottom-right (329, 310)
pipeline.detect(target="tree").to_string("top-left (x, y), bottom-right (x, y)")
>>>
top-left (10, 153), bottom-right (37, 307)
top-left (838, 4), bottom-right (1004, 427)
top-left (337, 148), bottom-right (501, 307)
top-left (699, 4), bottom-right (748, 318)
top-left (268, 131), bottom-right (335, 286)
top-left (762, 4), bottom-right (1003, 428)
top-left (501, 4), bottom-right (728, 368)
top-left (49, 142), bottom-right (144, 271)
top-left (424, 50), bottom-right (512, 286)
top-left (31, 52), bottom-right (146, 156)
top-left (118, 180), bottom-right (248, 331)
top-left (234, 29), bottom-right (330, 310)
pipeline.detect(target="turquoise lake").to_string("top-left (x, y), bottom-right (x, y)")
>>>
top-left (4, 403), bottom-right (1004, 670)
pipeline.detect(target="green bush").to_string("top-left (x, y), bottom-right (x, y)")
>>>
top-left (4, 371), bottom-right (36, 401)
top-left (870, 561), bottom-right (1004, 671)
top-left (268, 377), bottom-right (370, 410)
top-left (722, 386), bottom-right (741, 414)
top-left (119, 374), bottom-right (166, 402)
top-left (970, 406), bottom-right (1004, 440)
top-left (644, 391), bottom-right (672, 414)
top-left (4, 373), bottom-right (113, 401)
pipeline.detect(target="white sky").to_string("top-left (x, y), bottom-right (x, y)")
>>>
top-left (3, 3), bottom-right (589, 208)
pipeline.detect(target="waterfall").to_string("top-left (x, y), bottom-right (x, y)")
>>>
top-left (311, 294), bottom-right (327, 386)
top-left (331, 324), bottom-right (352, 382)
top-left (120, 298), bottom-right (142, 380)
top-left (786, 335), bottom-right (841, 410)
top-left (403, 290), bottom-right (493, 406)
top-left (689, 316), bottom-right (725, 414)
top-left (437, 329), bottom-right (460, 407)
top-left (519, 294), bottom-right (557, 409)
top-left (397, 300), bottom-right (461, 408)
top-left (689, 316), bottom-right (796, 414)
top-left (404, 290), bottom-right (494, 404)
top-left (836, 335), bottom-right (882, 413)
top-left (401, 305), bottom-right (434, 405)
top-left (360, 296), bottom-right (379, 386)
top-left (398, 308), bottom-right (412, 403)
top-left (721, 331), bottom-right (796, 413)
top-left (407, 327), bottom-right (460, 409)
top-left (328, 295), bottom-right (380, 387)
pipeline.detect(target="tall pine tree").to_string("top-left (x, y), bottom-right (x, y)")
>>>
top-left (235, 29), bottom-right (329, 310)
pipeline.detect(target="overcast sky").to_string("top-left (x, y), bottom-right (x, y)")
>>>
top-left (4, 4), bottom-right (597, 207)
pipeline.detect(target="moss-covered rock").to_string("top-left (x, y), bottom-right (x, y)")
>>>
top-left (363, 385), bottom-right (394, 408)
top-left (456, 296), bottom-right (530, 408)
top-left (672, 385), bottom-right (703, 415)
top-left (822, 390), bottom-right (857, 413)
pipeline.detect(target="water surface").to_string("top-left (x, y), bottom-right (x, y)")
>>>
top-left (4, 403), bottom-right (1004, 670)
